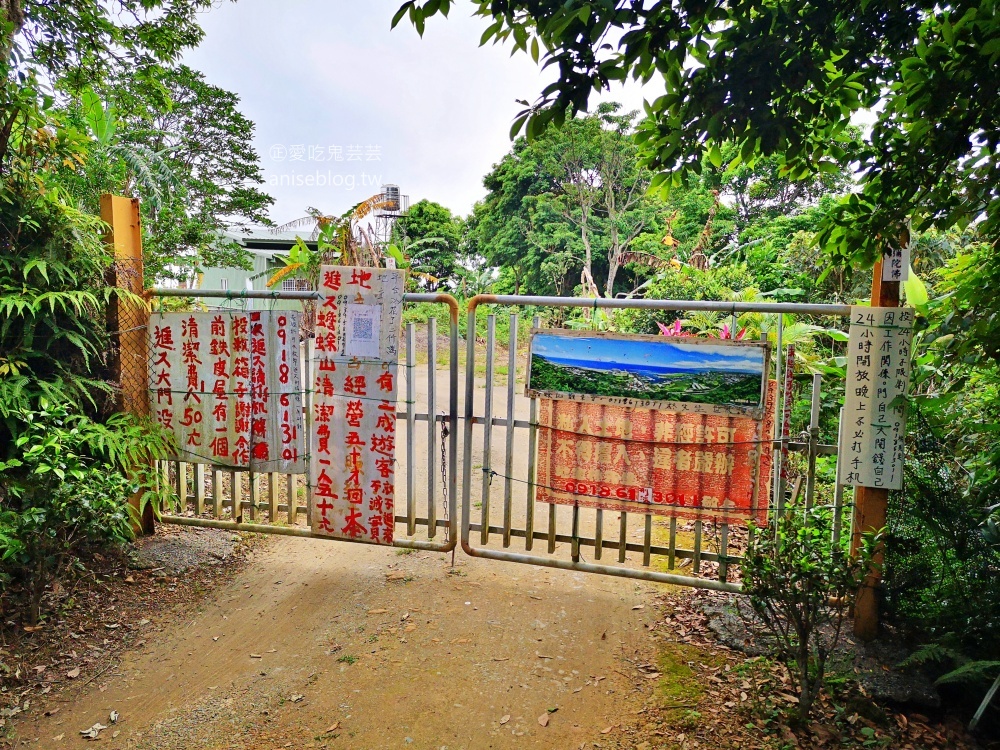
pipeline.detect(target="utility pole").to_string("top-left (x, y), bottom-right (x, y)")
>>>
top-left (851, 229), bottom-right (905, 640)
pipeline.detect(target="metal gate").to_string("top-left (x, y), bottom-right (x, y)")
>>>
top-left (150, 288), bottom-right (459, 553)
top-left (459, 295), bottom-right (852, 592)
top-left (148, 288), bottom-right (853, 590)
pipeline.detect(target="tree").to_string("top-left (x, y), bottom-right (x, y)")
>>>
top-left (393, 1), bottom-right (1000, 268)
top-left (2, 0), bottom-right (213, 167)
top-left (716, 142), bottom-right (858, 232)
top-left (465, 101), bottom-right (851, 302)
top-left (467, 105), bottom-right (668, 298)
top-left (0, 107), bottom-right (115, 418)
top-left (77, 86), bottom-right (180, 214)
top-left (391, 199), bottom-right (463, 287)
top-left (62, 65), bottom-right (273, 285)
top-left (464, 123), bottom-right (568, 296)
top-left (743, 507), bottom-right (875, 719)
top-left (553, 104), bottom-right (652, 298)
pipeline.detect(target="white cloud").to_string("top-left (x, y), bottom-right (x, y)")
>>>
top-left (183, 0), bottom-right (653, 222)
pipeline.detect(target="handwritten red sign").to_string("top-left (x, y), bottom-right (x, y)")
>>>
top-left (148, 311), bottom-right (305, 472)
top-left (310, 265), bottom-right (405, 544)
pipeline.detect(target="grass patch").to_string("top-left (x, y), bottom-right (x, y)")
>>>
top-left (649, 517), bottom-right (698, 582)
top-left (655, 642), bottom-right (725, 727)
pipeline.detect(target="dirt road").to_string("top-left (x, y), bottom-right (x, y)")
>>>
top-left (21, 535), bottom-right (664, 749)
top-left (18, 337), bottom-right (677, 749)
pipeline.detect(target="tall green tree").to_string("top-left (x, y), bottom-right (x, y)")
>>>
top-left (466, 105), bottom-right (851, 301)
top-left (94, 65), bottom-right (272, 284)
top-left (465, 131), bottom-right (566, 295)
top-left (717, 143), bottom-right (858, 231)
top-left (554, 104), bottom-right (653, 298)
top-left (2, 0), bottom-right (214, 167)
top-left (391, 198), bottom-right (463, 287)
top-left (1, 0), bottom-right (224, 417)
top-left (394, 1), bottom-right (1000, 267)
top-left (467, 105), bottom-right (671, 298)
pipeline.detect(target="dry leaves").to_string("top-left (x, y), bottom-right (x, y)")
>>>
top-left (626, 590), bottom-right (992, 750)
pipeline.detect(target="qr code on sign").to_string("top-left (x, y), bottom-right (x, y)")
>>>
top-left (353, 316), bottom-right (374, 341)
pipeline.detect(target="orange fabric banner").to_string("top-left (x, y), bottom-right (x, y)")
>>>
top-left (535, 381), bottom-right (776, 523)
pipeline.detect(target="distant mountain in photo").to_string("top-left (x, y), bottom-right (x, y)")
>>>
top-left (529, 355), bottom-right (763, 406)
top-left (540, 355), bottom-right (762, 377)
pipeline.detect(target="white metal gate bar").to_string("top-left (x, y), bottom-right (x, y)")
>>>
top-left (460, 294), bottom-right (851, 592)
top-left (148, 288), bottom-right (460, 552)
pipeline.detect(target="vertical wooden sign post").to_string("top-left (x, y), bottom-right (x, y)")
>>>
top-left (851, 231), bottom-right (905, 641)
top-left (102, 194), bottom-right (155, 535)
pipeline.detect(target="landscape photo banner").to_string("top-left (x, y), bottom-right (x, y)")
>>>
top-left (838, 306), bottom-right (915, 490)
top-left (148, 311), bottom-right (305, 473)
top-left (526, 330), bottom-right (770, 416)
top-left (535, 381), bottom-right (777, 523)
top-left (309, 265), bottom-right (405, 545)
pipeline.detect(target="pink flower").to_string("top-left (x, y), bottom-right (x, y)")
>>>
top-left (657, 320), bottom-right (688, 337)
top-left (719, 323), bottom-right (748, 340)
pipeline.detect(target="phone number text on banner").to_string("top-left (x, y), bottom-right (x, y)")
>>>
top-left (148, 311), bottom-right (305, 473)
top-left (535, 382), bottom-right (776, 523)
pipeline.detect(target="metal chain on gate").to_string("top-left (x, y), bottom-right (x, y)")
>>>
top-left (439, 412), bottom-right (456, 565)
top-left (440, 413), bottom-right (450, 539)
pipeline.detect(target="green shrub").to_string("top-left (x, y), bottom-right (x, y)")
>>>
top-left (883, 429), bottom-right (1000, 663)
top-left (742, 507), bottom-right (875, 719)
top-left (0, 402), bottom-right (174, 624)
top-left (615, 263), bottom-right (756, 334)
top-left (0, 108), bottom-right (118, 424)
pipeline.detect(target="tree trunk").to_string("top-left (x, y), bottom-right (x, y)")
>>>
top-left (605, 223), bottom-right (622, 299)
top-left (0, 1), bottom-right (25, 163)
top-left (0, 0), bottom-right (25, 58)
top-left (798, 640), bottom-right (813, 718)
top-left (578, 205), bottom-right (601, 298)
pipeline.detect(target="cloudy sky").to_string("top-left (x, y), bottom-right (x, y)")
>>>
top-left (183, 0), bottom-right (651, 224)
top-left (533, 335), bottom-right (767, 374)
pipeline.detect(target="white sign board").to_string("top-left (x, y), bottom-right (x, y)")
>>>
top-left (148, 311), bottom-right (305, 473)
top-left (309, 266), bottom-right (405, 544)
top-left (838, 307), bottom-right (915, 490)
top-left (882, 243), bottom-right (911, 282)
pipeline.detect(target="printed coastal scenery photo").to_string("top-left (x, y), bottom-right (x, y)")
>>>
top-left (528, 333), bottom-right (767, 407)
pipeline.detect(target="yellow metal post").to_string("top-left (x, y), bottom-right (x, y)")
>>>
top-left (102, 194), bottom-right (155, 534)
